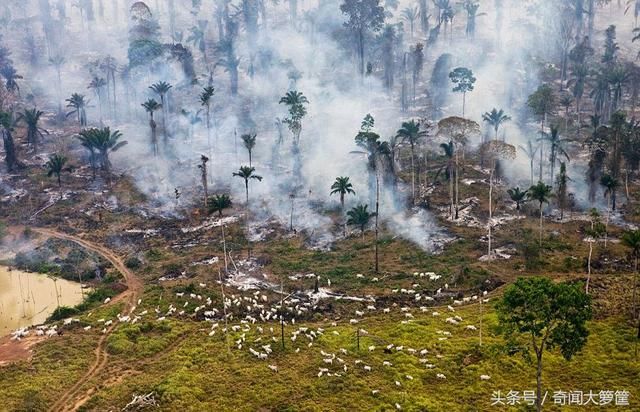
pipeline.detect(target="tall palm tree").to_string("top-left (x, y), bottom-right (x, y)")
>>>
top-left (346, 204), bottom-right (375, 240)
top-left (539, 125), bottom-right (571, 184)
top-left (65, 93), bottom-right (88, 126)
top-left (559, 95), bottom-right (573, 129)
top-left (45, 154), bottom-right (72, 187)
top-left (208, 194), bottom-right (233, 217)
top-left (569, 63), bottom-right (589, 126)
top-left (401, 6), bottom-right (420, 39)
top-left (482, 108), bottom-right (511, 141)
top-left (528, 181), bottom-right (553, 247)
top-left (141, 99), bottom-right (162, 156)
top-left (527, 84), bottom-right (556, 182)
top-left (233, 166), bottom-right (263, 204)
top-left (0, 66), bottom-right (22, 95)
top-left (354, 114), bottom-right (390, 273)
top-left (200, 86), bottom-right (215, 149)
top-left (17, 108), bottom-right (48, 151)
top-left (49, 55), bottom-right (65, 113)
top-left (330, 176), bottom-right (356, 210)
top-left (607, 65), bottom-right (629, 113)
top-left (77, 129), bottom-right (99, 179)
top-left (519, 140), bottom-right (539, 186)
top-left (590, 71), bottom-right (611, 119)
top-left (78, 127), bottom-right (127, 184)
top-left (149, 81), bottom-right (173, 144)
top-left (92, 127), bottom-right (127, 180)
top-left (99, 55), bottom-right (118, 118)
top-left (87, 76), bottom-right (107, 124)
top-left (331, 176), bottom-right (356, 236)
top-left (241, 133), bottom-right (257, 166)
top-left (507, 187), bottom-right (528, 216)
top-left (187, 20), bottom-right (209, 62)
top-left (483, 140), bottom-right (516, 257)
top-left (396, 119), bottom-right (428, 202)
top-left (279, 90), bottom-right (309, 144)
top-left (0, 111), bottom-right (19, 172)
top-left (621, 229), bottom-right (640, 323)
top-left (601, 174), bottom-right (619, 247)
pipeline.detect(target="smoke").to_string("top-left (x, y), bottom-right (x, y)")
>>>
top-left (1, 0), bottom-right (632, 250)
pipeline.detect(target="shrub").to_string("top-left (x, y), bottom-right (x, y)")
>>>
top-left (47, 306), bottom-right (80, 322)
top-left (125, 256), bottom-right (142, 269)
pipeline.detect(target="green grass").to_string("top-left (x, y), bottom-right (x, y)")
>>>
top-left (2, 300), bottom-right (636, 411)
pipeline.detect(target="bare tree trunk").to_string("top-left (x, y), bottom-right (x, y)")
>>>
top-left (488, 168), bottom-right (493, 257)
top-left (586, 241), bottom-right (593, 294)
top-left (536, 351), bottom-right (543, 412)
top-left (374, 171), bottom-right (380, 273)
top-left (411, 146), bottom-right (416, 204)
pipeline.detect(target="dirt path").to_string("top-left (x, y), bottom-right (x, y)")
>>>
top-left (9, 227), bottom-right (143, 412)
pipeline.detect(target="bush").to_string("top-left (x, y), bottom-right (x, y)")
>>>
top-left (125, 256), bottom-right (142, 269)
top-left (518, 229), bottom-right (543, 271)
top-left (106, 335), bottom-right (134, 355)
top-left (75, 287), bottom-right (116, 311)
top-left (47, 306), bottom-right (80, 322)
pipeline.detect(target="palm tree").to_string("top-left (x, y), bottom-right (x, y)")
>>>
top-left (519, 140), bottom-right (539, 186)
top-left (78, 127), bottom-right (127, 184)
top-left (0, 111), bottom-right (19, 172)
top-left (482, 108), bottom-right (511, 141)
top-left (141, 99), bottom-right (162, 156)
top-left (149, 81), bottom-right (173, 144)
top-left (539, 125), bottom-right (571, 184)
top-left (49, 55), bottom-right (65, 113)
top-left (507, 187), bottom-right (528, 216)
top-left (330, 176), bottom-right (356, 236)
top-left (87, 76), bottom-right (107, 123)
top-left (17, 108), bottom-right (48, 151)
top-left (590, 71), bottom-right (611, 119)
top-left (200, 86), bottom-right (215, 149)
top-left (346, 204), bottom-right (375, 240)
top-left (559, 95), bottom-right (573, 128)
top-left (241, 133), bottom-right (257, 166)
top-left (187, 20), bottom-right (209, 62)
top-left (45, 154), bottom-right (72, 187)
top-left (528, 181), bottom-right (553, 247)
top-left (92, 127), bottom-right (127, 179)
top-left (279, 90), bottom-right (309, 144)
top-left (621, 229), bottom-right (640, 324)
top-left (99, 55), bottom-right (118, 118)
top-left (330, 176), bottom-right (356, 210)
top-left (607, 65), bottom-right (629, 113)
top-left (208, 194), bottom-right (233, 217)
top-left (0, 66), bottom-right (22, 95)
top-left (601, 174), bottom-right (619, 247)
top-left (233, 166), bottom-right (263, 204)
top-left (401, 6), bottom-right (420, 39)
top-left (483, 140), bottom-right (516, 257)
top-left (66, 93), bottom-right (88, 126)
top-left (527, 84), bottom-right (556, 182)
top-left (396, 119), bottom-right (428, 202)
top-left (77, 129), bottom-right (99, 179)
